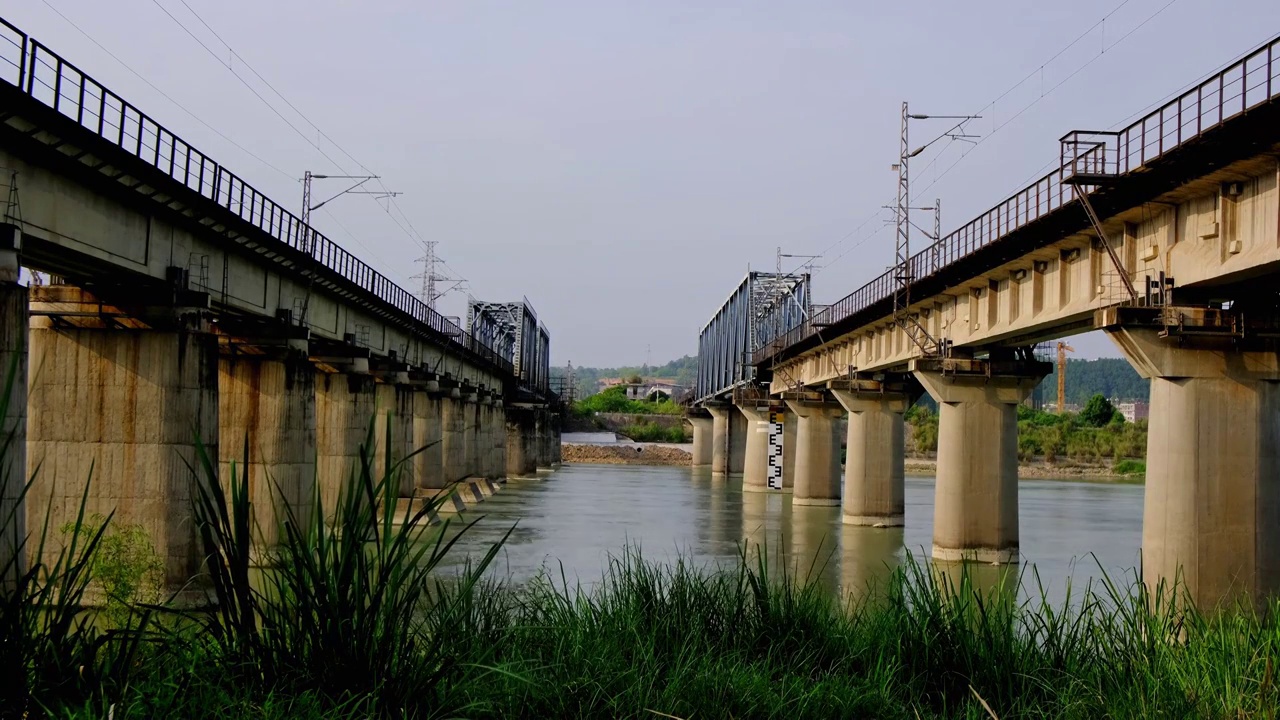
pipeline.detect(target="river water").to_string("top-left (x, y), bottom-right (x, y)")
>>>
top-left (440, 463), bottom-right (1144, 605)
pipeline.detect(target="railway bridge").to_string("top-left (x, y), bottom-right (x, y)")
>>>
top-left (693, 34), bottom-right (1280, 609)
top-left (0, 17), bottom-right (562, 589)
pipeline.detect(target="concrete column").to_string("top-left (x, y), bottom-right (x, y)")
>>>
top-left (707, 405), bottom-right (732, 476)
top-left (551, 411), bottom-right (563, 465)
top-left (374, 384), bottom-right (415, 496)
top-left (26, 286), bottom-right (219, 587)
top-left (784, 398), bottom-right (844, 506)
top-left (412, 388), bottom-right (445, 490)
top-left (218, 346), bottom-right (316, 552)
top-left (460, 391), bottom-right (482, 479)
top-left (833, 381), bottom-right (919, 527)
top-left (505, 406), bottom-right (538, 478)
top-left (484, 401), bottom-right (507, 480)
top-left (315, 371), bottom-right (376, 516)
top-left (1106, 325), bottom-right (1280, 609)
top-left (535, 409), bottom-right (554, 472)
top-left (440, 391), bottom-right (468, 484)
top-left (737, 404), bottom-right (772, 493)
top-left (728, 408), bottom-right (748, 476)
top-left (913, 358), bottom-right (1047, 564)
top-left (689, 415), bottom-right (714, 467)
top-left (0, 227), bottom-right (25, 586)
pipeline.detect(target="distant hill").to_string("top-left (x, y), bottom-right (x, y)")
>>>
top-left (1043, 357), bottom-right (1148, 406)
top-left (553, 355), bottom-right (698, 400)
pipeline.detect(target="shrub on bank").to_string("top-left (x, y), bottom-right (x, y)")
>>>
top-left (620, 422), bottom-right (688, 443)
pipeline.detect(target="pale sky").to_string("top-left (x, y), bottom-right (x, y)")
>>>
top-left (6, 1), bottom-right (1279, 366)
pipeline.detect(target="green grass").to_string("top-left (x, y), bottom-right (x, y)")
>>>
top-left (1113, 459), bottom-right (1146, 476)
top-left (621, 421), bottom-right (689, 443)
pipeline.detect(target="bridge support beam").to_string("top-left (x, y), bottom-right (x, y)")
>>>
top-left (784, 397), bottom-right (844, 506)
top-left (315, 370), bottom-right (377, 516)
top-left (832, 378), bottom-right (920, 527)
top-left (1104, 317), bottom-right (1280, 609)
top-left (218, 343), bottom-right (316, 553)
top-left (689, 414), bottom-right (714, 467)
top-left (534, 407), bottom-right (554, 472)
top-left (0, 228), bottom-right (25, 586)
top-left (913, 357), bottom-right (1048, 564)
top-left (26, 285), bottom-right (219, 588)
top-left (481, 400), bottom-right (507, 480)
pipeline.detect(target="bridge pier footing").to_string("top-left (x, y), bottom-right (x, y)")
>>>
top-left (914, 357), bottom-right (1048, 564)
top-left (218, 345), bottom-right (316, 553)
top-left (1105, 323), bottom-right (1280, 610)
top-left (785, 398), bottom-right (844, 506)
top-left (26, 285), bottom-right (219, 588)
top-left (0, 231), bottom-right (25, 585)
top-left (832, 378), bottom-right (920, 527)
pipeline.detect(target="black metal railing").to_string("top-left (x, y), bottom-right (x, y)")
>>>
top-left (0, 16), bottom-right (517, 377)
top-left (753, 34), bottom-right (1280, 366)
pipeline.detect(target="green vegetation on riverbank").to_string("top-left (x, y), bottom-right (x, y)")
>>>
top-left (908, 393), bottom-right (1148, 468)
top-left (572, 384), bottom-right (684, 417)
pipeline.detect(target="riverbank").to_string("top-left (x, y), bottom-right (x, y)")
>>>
top-left (906, 457), bottom-right (1144, 481)
top-left (561, 442), bottom-right (692, 466)
top-left (563, 443), bottom-right (1143, 481)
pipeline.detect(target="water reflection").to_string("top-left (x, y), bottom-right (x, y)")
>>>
top-left (439, 464), bottom-right (1143, 606)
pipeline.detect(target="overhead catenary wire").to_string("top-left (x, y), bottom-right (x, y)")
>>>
top-left (815, 0), bottom-right (1178, 278)
top-left (37, 0), bottom-right (295, 182)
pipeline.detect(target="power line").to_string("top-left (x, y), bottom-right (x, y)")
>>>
top-left (913, 0), bottom-right (1182, 201)
top-left (37, 0), bottom-right (294, 182)
top-left (145, 0), bottom-right (348, 173)
top-left (816, 0), bottom-right (1174, 276)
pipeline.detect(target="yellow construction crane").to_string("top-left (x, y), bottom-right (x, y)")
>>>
top-left (1056, 341), bottom-right (1075, 414)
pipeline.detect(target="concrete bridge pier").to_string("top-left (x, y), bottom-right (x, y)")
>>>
top-left (706, 405), bottom-right (733, 476)
top-left (0, 226), bottom-right (25, 583)
top-left (784, 396), bottom-right (844, 506)
top-left (1104, 318), bottom-right (1280, 609)
top-left (315, 367), bottom-right (376, 516)
top-left (913, 357), bottom-right (1048, 564)
top-left (440, 388), bottom-right (468, 485)
top-left (411, 378), bottom-right (445, 491)
top-left (26, 284), bottom-right (219, 587)
top-left (736, 404), bottom-right (772, 492)
top-left (832, 377), bottom-right (920, 527)
top-left (218, 341), bottom-right (316, 551)
top-left (505, 406), bottom-right (539, 478)
top-left (728, 407), bottom-right (748, 476)
top-left (482, 397), bottom-right (507, 480)
top-left (689, 413), bottom-right (714, 467)
top-left (549, 410), bottom-right (563, 467)
top-left (534, 408), bottom-right (554, 472)
top-left (373, 383), bottom-right (416, 496)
